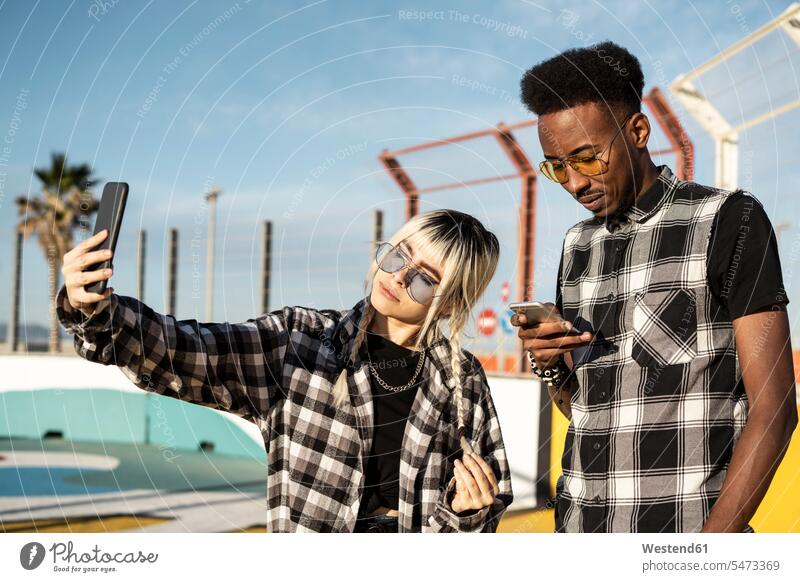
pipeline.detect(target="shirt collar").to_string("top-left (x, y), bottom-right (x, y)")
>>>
top-left (335, 296), bottom-right (368, 347)
top-left (595, 165), bottom-right (676, 232)
top-left (335, 296), bottom-right (450, 368)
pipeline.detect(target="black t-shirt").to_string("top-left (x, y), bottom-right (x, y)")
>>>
top-left (556, 191), bottom-right (789, 319)
top-left (357, 332), bottom-right (424, 517)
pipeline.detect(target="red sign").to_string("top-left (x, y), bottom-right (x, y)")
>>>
top-left (478, 308), bottom-right (497, 336)
top-left (500, 282), bottom-right (510, 302)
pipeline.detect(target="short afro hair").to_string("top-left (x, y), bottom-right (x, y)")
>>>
top-left (520, 41), bottom-right (644, 119)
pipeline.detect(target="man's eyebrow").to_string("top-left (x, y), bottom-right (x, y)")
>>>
top-left (544, 143), bottom-right (598, 159)
top-left (400, 241), bottom-right (441, 280)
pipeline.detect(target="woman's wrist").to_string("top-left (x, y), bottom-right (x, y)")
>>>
top-left (449, 496), bottom-right (482, 516)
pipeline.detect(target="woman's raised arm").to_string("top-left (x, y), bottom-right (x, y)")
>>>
top-left (57, 230), bottom-right (291, 422)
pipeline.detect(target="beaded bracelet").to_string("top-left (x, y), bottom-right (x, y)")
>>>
top-left (526, 352), bottom-right (571, 404)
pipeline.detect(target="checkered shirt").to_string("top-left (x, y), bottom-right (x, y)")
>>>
top-left (56, 286), bottom-right (513, 532)
top-left (555, 165), bottom-right (755, 532)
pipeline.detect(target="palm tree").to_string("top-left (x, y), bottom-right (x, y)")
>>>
top-left (14, 152), bottom-right (101, 353)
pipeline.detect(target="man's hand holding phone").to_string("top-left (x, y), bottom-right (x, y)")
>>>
top-left (509, 302), bottom-right (593, 369)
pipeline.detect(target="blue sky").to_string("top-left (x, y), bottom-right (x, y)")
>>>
top-left (1, 0), bottom-right (798, 350)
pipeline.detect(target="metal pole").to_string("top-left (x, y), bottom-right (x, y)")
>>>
top-left (167, 229), bottom-right (178, 317)
top-left (205, 188), bottom-right (221, 322)
top-left (261, 220), bottom-right (272, 315)
top-left (137, 230), bottom-right (146, 302)
top-left (518, 172), bottom-right (537, 372)
top-left (8, 231), bottom-right (22, 352)
top-left (372, 209), bottom-right (383, 263)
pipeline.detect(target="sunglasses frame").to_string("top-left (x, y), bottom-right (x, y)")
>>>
top-left (375, 241), bottom-right (443, 305)
top-left (538, 113), bottom-right (633, 184)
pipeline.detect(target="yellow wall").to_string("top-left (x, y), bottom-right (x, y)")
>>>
top-left (549, 406), bottom-right (800, 532)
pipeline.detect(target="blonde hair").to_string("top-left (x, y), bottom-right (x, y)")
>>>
top-left (331, 209), bottom-right (500, 451)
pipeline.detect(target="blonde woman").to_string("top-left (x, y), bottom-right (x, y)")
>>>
top-left (56, 209), bottom-right (513, 532)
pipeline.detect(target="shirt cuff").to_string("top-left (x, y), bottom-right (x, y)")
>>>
top-left (432, 475), bottom-right (491, 532)
top-left (55, 284), bottom-right (114, 335)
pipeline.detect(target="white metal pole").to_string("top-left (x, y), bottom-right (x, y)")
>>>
top-left (205, 188), bottom-right (220, 322)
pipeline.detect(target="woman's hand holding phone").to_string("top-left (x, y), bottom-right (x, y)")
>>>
top-left (61, 229), bottom-right (115, 317)
top-left (510, 302), bottom-right (593, 369)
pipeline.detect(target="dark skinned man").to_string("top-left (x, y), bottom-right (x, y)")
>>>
top-left (512, 41), bottom-right (797, 533)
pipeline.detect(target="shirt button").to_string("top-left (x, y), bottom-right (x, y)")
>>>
top-left (606, 293), bottom-right (614, 301)
top-left (599, 391), bottom-right (607, 399)
top-left (593, 495), bottom-right (601, 503)
top-left (593, 441), bottom-right (602, 451)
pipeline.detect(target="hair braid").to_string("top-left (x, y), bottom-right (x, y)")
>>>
top-left (447, 316), bottom-right (474, 455)
top-left (331, 298), bottom-right (375, 407)
top-left (351, 299), bottom-right (374, 364)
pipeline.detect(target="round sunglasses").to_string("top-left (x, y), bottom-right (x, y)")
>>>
top-left (375, 242), bottom-right (441, 305)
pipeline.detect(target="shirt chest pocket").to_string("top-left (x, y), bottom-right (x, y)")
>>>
top-left (631, 288), bottom-right (698, 367)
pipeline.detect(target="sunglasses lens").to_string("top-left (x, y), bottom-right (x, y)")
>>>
top-left (541, 161), bottom-right (567, 183)
top-left (377, 246), bottom-right (405, 273)
top-left (408, 273), bottom-right (436, 304)
top-left (571, 157), bottom-right (605, 176)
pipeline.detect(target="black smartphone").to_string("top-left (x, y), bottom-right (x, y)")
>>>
top-left (84, 181), bottom-right (128, 295)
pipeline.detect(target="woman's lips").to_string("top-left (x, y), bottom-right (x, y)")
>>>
top-left (380, 282), bottom-right (399, 302)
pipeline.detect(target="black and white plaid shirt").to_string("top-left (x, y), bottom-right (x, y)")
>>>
top-left (56, 286), bottom-right (513, 532)
top-left (554, 165), bottom-right (779, 532)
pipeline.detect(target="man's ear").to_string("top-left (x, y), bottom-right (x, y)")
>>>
top-left (629, 111), bottom-right (651, 149)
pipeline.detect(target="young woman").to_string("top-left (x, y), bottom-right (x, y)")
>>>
top-left (56, 209), bottom-right (513, 532)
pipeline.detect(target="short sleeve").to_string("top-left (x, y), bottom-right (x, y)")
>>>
top-left (707, 192), bottom-right (789, 320)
